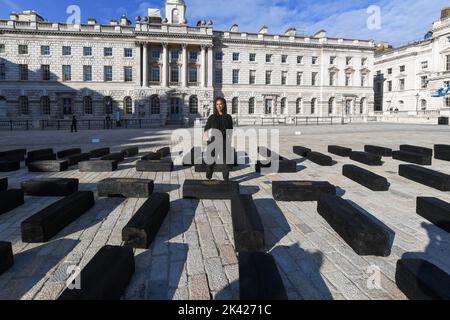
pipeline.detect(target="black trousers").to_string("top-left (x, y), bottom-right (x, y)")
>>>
top-left (71, 124), bottom-right (77, 132)
top-left (205, 141), bottom-right (232, 181)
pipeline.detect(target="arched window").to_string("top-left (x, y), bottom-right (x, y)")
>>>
top-left (41, 96), bottom-right (50, 115)
top-left (420, 99), bottom-right (427, 110)
top-left (360, 98), bottom-right (366, 114)
top-left (124, 97), bottom-right (133, 115)
top-left (248, 97), bottom-right (255, 114)
top-left (311, 98), bottom-right (316, 115)
top-left (83, 96), bottom-right (93, 115)
top-left (296, 98), bottom-right (302, 114)
top-left (189, 95), bottom-right (198, 114)
top-left (104, 96), bottom-right (113, 115)
top-left (232, 97), bottom-right (238, 114)
top-left (280, 98), bottom-right (287, 115)
top-left (19, 96), bottom-right (29, 115)
top-left (328, 97), bottom-right (335, 115)
top-left (150, 95), bottom-right (160, 114)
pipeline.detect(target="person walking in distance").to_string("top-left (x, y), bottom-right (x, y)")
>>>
top-left (70, 115), bottom-right (78, 133)
top-left (203, 96), bottom-right (234, 181)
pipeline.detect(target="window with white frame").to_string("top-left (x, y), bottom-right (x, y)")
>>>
top-left (19, 96), bottom-right (29, 114)
top-left (249, 70), bottom-right (256, 85)
top-left (297, 72), bottom-right (302, 85)
top-left (151, 65), bottom-right (160, 82)
top-left (83, 47), bottom-right (92, 56)
top-left (41, 45), bottom-right (50, 56)
top-left (83, 96), bottom-right (93, 114)
top-left (266, 54), bottom-right (272, 63)
top-left (18, 45), bottom-right (28, 55)
top-left (152, 49), bottom-right (160, 60)
top-left (170, 64), bottom-right (179, 82)
top-left (0, 44), bottom-right (5, 54)
top-left (124, 66), bottom-right (133, 82)
top-left (249, 53), bottom-right (256, 62)
top-left (189, 65), bottom-right (197, 83)
top-left (421, 61), bottom-right (428, 69)
top-left (104, 66), bottom-right (112, 82)
top-left (297, 56), bottom-right (303, 64)
top-left (232, 97), bottom-right (238, 114)
top-left (62, 46), bottom-right (71, 56)
top-left (265, 71), bottom-right (272, 84)
top-left (329, 72), bottom-right (335, 86)
top-left (281, 71), bottom-right (287, 85)
top-left (296, 98), bottom-right (302, 114)
top-left (19, 64), bottom-right (28, 80)
top-left (124, 48), bottom-right (133, 58)
top-left (215, 68), bottom-right (222, 84)
top-left (189, 96), bottom-right (198, 114)
top-left (281, 55), bottom-right (288, 64)
top-left (421, 76), bottom-right (428, 89)
top-left (171, 50), bottom-right (179, 61)
top-left (83, 65), bottom-right (92, 81)
top-left (215, 51), bottom-right (223, 61)
top-left (447, 55), bottom-right (450, 71)
top-left (41, 65), bottom-right (50, 81)
top-left (104, 47), bottom-right (113, 57)
top-left (330, 56), bottom-right (336, 65)
top-left (189, 51), bottom-right (198, 62)
top-left (232, 52), bottom-right (240, 61)
top-left (150, 95), bottom-right (160, 114)
top-left (124, 97), bottom-right (133, 114)
top-left (399, 78), bottom-right (405, 90)
top-left (311, 72), bottom-right (318, 86)
top-left (41, 96), bottom-right (51, 115)
top-left (312, 56), bottom-right (318, 65)
top-left (232, 69), bottom-right (239, 84)
top-left (248, 97), bottom-right (255, 114)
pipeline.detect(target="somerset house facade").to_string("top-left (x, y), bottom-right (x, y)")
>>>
top-left (0, 0), bottom-right (376, 126)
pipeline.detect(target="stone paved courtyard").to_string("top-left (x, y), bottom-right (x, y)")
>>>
top-left (0, 123), bottom-right (450, 300)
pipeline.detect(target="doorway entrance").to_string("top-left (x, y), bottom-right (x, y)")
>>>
top-left (169, 97), bottom-right (182, 121)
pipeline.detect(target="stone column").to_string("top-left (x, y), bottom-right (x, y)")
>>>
top-left (162, 43), bottom-right (169, 87)
top-left (142, 43), bottom-right (148, 87)
top-left (207, 46), bottom-right (213, 87)
top-left (136, 43), bottom-right (142, 87)
top-left (182, 44), bottom-right (188, 88)
top-left (200, 45), bottom-right (206, 88)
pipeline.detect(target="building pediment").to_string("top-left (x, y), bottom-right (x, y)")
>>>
top-left (360, 67), bottom-right (371, 74)
top-left (344, 66), bottom-right (355, 73)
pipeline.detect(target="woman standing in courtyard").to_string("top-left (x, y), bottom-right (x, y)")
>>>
top-left (203, 97), bottom-right (234, 181)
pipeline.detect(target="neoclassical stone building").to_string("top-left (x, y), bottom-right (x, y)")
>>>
top-left (374, 7), bottom-right (450, 116)
top-left (0, 0), bottom-right (376, 126)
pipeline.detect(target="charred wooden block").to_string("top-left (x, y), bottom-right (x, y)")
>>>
top-left (416, 197), bottom-right (450, 232)
top-left (0, 241), bottom-right (13, 275)
top-left (136, 160), bottom-right (173, 172)
top-left (395, 259), bottom-right (450, 300)
top-left (122, 193), bottom-right (170, 249)
top-left (399, 165), bottom-right (450, 191)
top-left (317, 195), bottom-right (392, 256)
top-left (58, 245), bottom-right (135, 300)
top-left (239, 252), bottom-right (288, 300)
top-left (364, 145), bottom-right (393, 157)
top-left (0, 177), bottom-right (7, 192)
top-left (79, 160), bottom-right (118, 172)
top-left (21, 191), bottom-right (94, 243)
top-left (21, 178), bottom-right (79, 197)
top-left (27, 148), bottom-right (54, 159)
top-left (157, 147), bottom-right (171, 158)
top-left (25, 153), bottom-right (57, 166)
top-left (89, 148), bottom-right (110, 158)
top-left (293, 146), bottom-right (311, 157)
top-left (306, 151), bottom-right (333, 166)
top-left (272, 180), bottom-right (336, 201)
top-left (28, 160), bottom-right (69, 172)
top-left (231, 194), bottom-right (265, 252)
top-left (393, 150), bottom-right (432, 165)
top-left (101, 152), bottom-right (124, 162)
top-left (328, 145), bottom-right (352, 157)
top-left (255, 157), bottom-right (297, 173)
top-left (64, 153), bottom-right (90, 166)
top-left (0, 149), bottom-right (26, 162)
top-left (121, 147), bottom-right (139, 158)
top-left (434, 144), bottom-right (450, 153)
top-left (0, 189), bottom-right (24, 215)
top-left (183, 179), bottom-right (239, 199)
top-left (400, 145), bottom-right (433, 156)
top-left (343, 165), bottom-right (389, 191)
top-left (435, 150), bottom-right (450, 161)
top-left (195, 163), bottom-right (234, 173)
top-left (98, 178), bottom-right (154, 198)
top-left (141, 152), bottom-right (161, 161)
top-left (350, 151), bottom-right (382, 166)
top-left (0, 161), bottom-right (20, 172)
top-left (57, 148), bottom-right (82, 159)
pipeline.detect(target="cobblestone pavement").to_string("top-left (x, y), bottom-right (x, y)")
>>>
top-left (0, 123), bottom-right (449, 300)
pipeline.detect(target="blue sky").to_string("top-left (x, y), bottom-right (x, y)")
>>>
top-left (0, 0), bottom-right (448, 46)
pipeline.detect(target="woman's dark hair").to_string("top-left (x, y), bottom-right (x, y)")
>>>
top-left (213, 96), bottom-right (227, 115)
